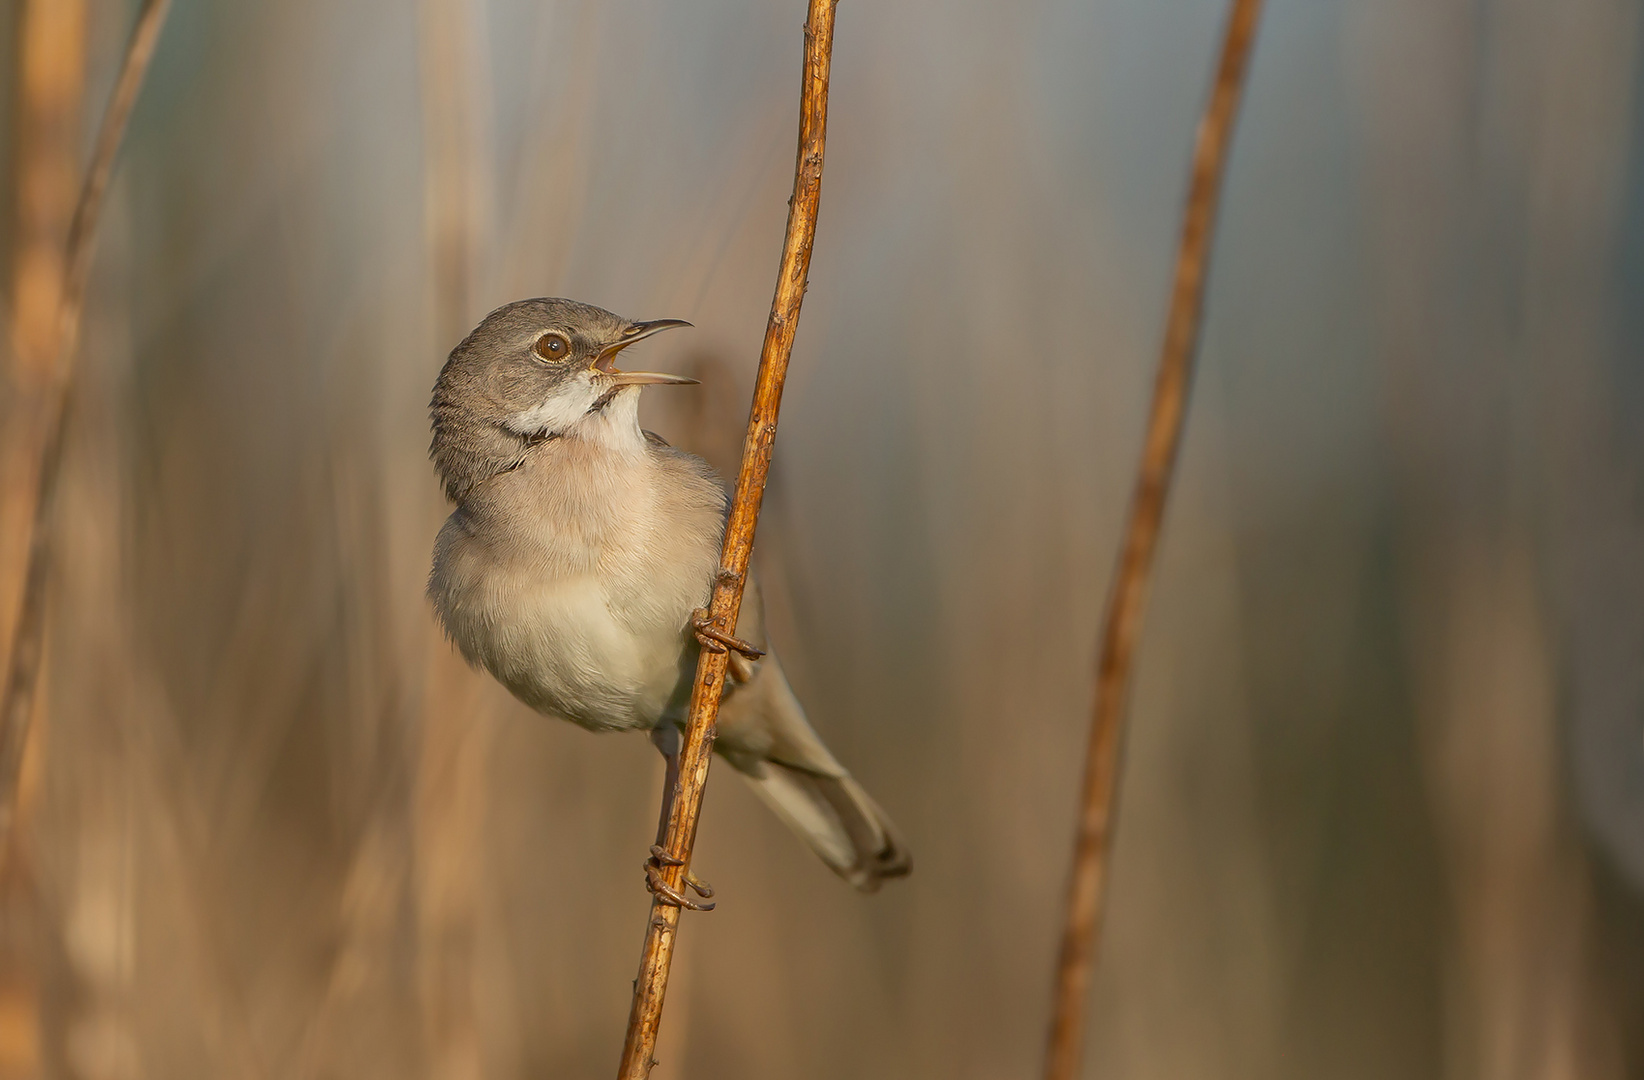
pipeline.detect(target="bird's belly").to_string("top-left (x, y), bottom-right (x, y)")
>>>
top-left (439, 563), bottom-right (688, 733)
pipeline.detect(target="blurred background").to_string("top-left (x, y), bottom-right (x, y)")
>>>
top-left (1, 0), bottom-right (1642, 1076)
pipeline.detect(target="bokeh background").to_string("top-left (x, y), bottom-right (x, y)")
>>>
top-left (1, 0), bottom-right (1643, 1076)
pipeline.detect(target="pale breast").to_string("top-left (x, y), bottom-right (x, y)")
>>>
top-left (429, 436), bottom-right (726, 732)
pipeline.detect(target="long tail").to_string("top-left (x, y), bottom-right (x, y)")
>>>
top-left (736, 757), bottom-right (911, 891)
top-left (711, 647), bottom-right (911, 892)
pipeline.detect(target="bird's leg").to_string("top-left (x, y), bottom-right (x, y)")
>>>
top-left (690, 608), bottom-right (764, 661)
top-left (649, 725), bottom-right (681, 848)
top-left (645, 725), bottom-right (716, 911)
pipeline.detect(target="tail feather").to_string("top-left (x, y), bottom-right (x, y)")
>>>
top-left (706, 610), bottom-right (911, 890)
top-left (698, 580), bottom-right (910, 891)
top-left (738, 761), bottom-right (912, 892)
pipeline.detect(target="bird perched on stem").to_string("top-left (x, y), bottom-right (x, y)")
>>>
top-left (427, 297), bottom-right (910, 896)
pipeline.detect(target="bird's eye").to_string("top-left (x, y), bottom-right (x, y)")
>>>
top-left (533, 333), bottom-right (570, 361)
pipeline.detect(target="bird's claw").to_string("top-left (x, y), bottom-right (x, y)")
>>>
top-left (646, 869), bottom-right (711, 911)
top-left (646, 845), bottom-right (716, 911)
top-left (691, 609), bottom-right (764, 661)
top-left (649, 844), bottom-right (685, 868)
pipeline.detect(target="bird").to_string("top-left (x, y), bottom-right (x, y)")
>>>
top-left (427, 297), bottom-right (910, 900)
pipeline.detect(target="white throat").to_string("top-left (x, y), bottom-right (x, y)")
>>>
top-left (507, 381), bottom-right (650, 456)
top-left (566, 386), bottom-right (648, 455)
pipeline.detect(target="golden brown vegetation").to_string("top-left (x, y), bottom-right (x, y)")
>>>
top-left (0, 0), bottom-right (173, 845)
top-left (617, 1), bottom-right (839, 1074)
top-left (1043, 1), bottom-right (1265, 1076)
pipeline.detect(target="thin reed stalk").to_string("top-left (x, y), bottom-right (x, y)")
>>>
top-left (0, 0), bottom-right (174, 841)
top-left (1042, 2), bottom-right (1265, 1077)
top-left (615, 1), bottom-right (839, 1075)
top-left (0, 3), bottom-right (87, 1065)
top-left (414, 1), bottom-right (493, 1076)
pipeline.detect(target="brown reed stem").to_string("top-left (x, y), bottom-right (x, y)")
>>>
top-left (615, 0), bottom-right (838, 1074)
top-left (1042, 2), bottom-right (1264, 1077)
top-left (0, 0), bottom-right (174, 841)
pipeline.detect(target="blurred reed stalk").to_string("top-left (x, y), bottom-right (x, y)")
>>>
top-left (416, 0), bottom-right (494, 1075)
top-left (1, 0), bottom-right (88, 809)
top-left (0, 4), bottom-right (87, 1072)
top-left (0, 0), bottom-right (173, 844)
top-left (1042, 1), bottom-right (1264, 1077)
top-left (615, 0), bottom-right (839, 1074)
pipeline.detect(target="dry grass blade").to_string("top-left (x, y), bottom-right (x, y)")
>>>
top-left (1042, 1), bottom-right (1265, 1077)
top-left (614, 0), bottom-right (839, 1075)
top-left (0, 0), bottom-right (174, 841)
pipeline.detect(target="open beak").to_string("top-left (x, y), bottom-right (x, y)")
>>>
top-left (594, 319), bottom-right (697, 386)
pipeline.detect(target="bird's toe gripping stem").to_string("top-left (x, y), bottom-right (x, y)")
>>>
top-left (690, 609), bottom-right (764, 661)
top-left (645, 845), bottom-right (716, 911)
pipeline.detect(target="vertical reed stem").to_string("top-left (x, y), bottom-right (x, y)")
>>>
top-left (0, 0), bottom-right (174, 842)
top-left (415, 0), bottom-right (491, 1074)
top-left (615, 1), bottom-right (838, 1075)
top-left (1043, 2), bottom-right (1264, 1077)
top-left (0, 3), bottom-right (87, 1068)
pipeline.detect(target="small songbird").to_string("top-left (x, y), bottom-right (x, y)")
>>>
top-left (427, 297), bottom-right (910, 897)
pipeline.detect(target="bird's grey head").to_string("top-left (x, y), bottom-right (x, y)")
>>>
top-left (429, 297), bottom-right (693, 501)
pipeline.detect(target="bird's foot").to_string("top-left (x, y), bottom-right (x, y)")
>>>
top-left (646, 845), bottom-right (716, 911)
top-left (691, 609), bottom-right (764, 661)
